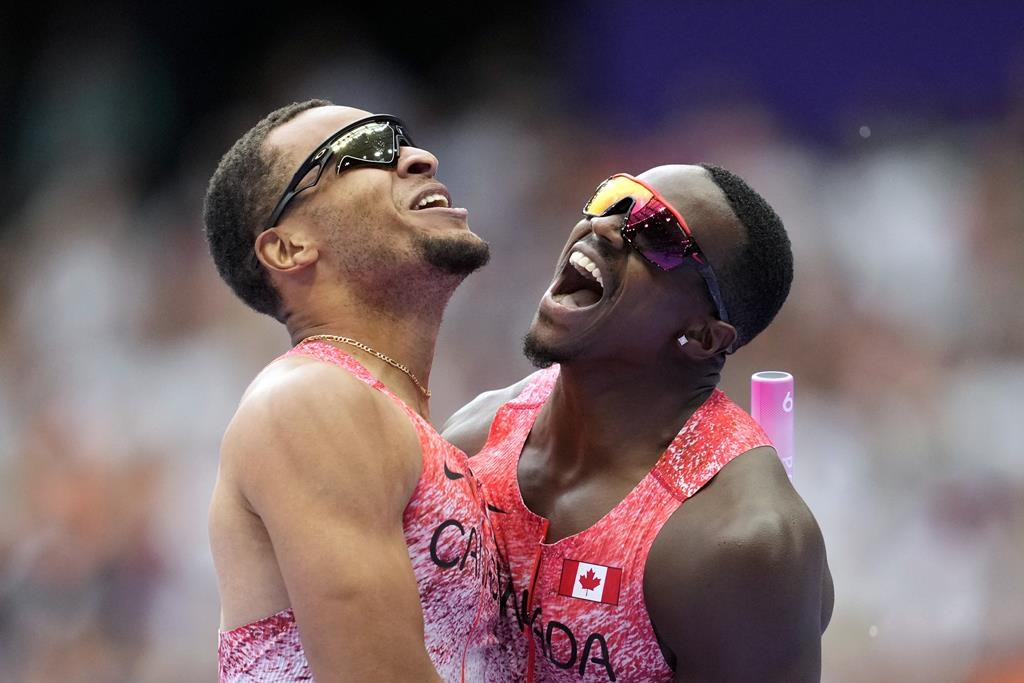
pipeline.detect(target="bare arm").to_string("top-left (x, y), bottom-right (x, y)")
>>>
top-left (645, 448), bottom-right (833, 683)
top-left (222, 360), bottom-right (441, 682)
top-left (441, 376), bottom-right (534, 456)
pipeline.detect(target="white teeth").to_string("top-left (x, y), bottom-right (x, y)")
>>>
top-left (415, 193), bottom-right (449, 209)
top-left (569, 251), bottom-right (604, 288)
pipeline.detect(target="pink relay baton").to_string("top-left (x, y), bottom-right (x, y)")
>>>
top-left (751, 371), bottom-right (794, 482)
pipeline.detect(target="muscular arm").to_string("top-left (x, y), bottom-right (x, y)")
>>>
top-left (645, 448), bottom-right (834, 683)
top-left (441, 375), bottom-right (534, 456)
top-left (221, 359), bottom-right (441, 682)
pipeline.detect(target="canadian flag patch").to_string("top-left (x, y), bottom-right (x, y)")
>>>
top-left (557, 559), bottom-right (622, 605)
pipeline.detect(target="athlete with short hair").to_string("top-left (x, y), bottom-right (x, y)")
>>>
top-left (445, 164), bottom-right (833, 682)
top-left (205, 100), bottom-right (502, 682)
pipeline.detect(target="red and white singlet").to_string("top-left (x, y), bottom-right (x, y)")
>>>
top-left (218, 341), bottom-right (504, 682)
top-left (471, 366), bottom-right (771, 682)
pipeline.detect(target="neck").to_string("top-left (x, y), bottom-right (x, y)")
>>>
top-left (536, 354), bottom-right (722, 473)
top-left (286, 273), bottom-right (461, 418)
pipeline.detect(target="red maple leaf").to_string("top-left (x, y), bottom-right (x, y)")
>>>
top-left (578, 568), bottom-right (602, 593)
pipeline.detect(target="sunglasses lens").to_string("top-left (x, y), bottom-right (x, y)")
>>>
top-left (584, 176), bottom-right (653, 216)
top-left (331, 121), bottom-right (401, 171)
top-left (614, 198), bottom-right (696, 268)
top-left (628, 208), bottom-right (693, 269)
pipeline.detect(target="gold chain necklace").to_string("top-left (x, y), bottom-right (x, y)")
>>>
top-left (301, 334), bottom-right (431, 398)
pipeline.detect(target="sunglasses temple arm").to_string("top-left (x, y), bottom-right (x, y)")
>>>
top-left (699, 265), bottom-right (730, 326)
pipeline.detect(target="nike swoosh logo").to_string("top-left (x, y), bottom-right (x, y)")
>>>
top-left (487, 504), bottom-right (508, 514)
top-left (443, 462), bottom-right (465, 480)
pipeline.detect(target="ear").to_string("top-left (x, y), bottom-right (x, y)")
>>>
top-left (254, 227), bottom-right (319, 273)
top-left (677, 319), bottom-right (737, 359)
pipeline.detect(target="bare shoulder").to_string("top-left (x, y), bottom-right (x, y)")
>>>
top-left (647, 447), bottom-right (827, 581)
top-left (441, 374), bottom-right (535, 456)
top-left (645, 447), bottom-right (833, 681)
top-left (213, 356), bottom-right (443, 679)
top-left (221, 355), bottom-right (422, 511)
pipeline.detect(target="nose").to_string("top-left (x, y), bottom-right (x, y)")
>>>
top-left (395, 145), bottom-right (438, 178)
top-left (590, 213), bottom-right (626, 251)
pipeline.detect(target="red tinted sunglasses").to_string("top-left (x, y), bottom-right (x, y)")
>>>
top-left (583, 173), bottom-right (731, 328)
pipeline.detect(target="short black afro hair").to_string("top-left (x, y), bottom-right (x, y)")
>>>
top-left (699, 163), bottom-right (793, 351)
top-left (204, 99), bottom-right (332, 320)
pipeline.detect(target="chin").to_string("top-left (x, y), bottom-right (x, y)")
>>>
top-left (419, 232), bottom-right (491, 275)
top-left (522, 322), bottom-right (578, 369)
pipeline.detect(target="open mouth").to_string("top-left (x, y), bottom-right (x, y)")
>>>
top-left (411, 190), bottom-right (451, 210)
top-left (550, 250), bottom-right (605, 309)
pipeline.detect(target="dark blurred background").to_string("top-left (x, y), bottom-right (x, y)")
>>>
top-left (1, 2), bottom-right (1023, 681)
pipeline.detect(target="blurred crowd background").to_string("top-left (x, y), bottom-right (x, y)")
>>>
top-left (1, 2), bottom-right (1023, 681)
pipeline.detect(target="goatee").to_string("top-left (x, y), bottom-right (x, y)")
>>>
top-left (522, 329), bottom-right (566, 369)
top-left (419, 234), bottom-right (491, 275)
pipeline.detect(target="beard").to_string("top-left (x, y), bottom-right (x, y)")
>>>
top-left (317, 203), bottom-right (491, 316)
top-left (315, 200), bottom-right (490, 279)
top-left (522, 321), bottom-right (577, 369)
top-left (416, 232), bottom-right (491, 275)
